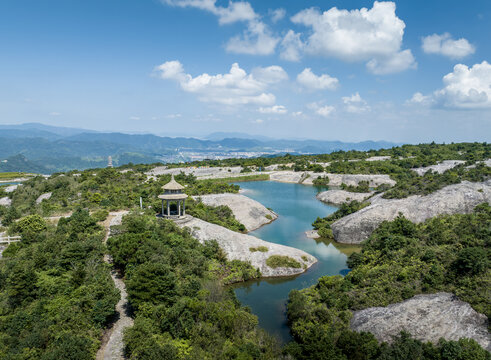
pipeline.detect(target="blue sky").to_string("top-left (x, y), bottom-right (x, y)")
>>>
top-left (0, 0), bottom-right (490, 142)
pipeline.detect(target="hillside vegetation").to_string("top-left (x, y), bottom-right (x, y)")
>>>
top-left (287, 204), bottom-right (491, 359)
top-left (0, 211), bottom-right (119, 359)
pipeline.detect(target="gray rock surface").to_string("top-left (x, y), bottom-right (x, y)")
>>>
top-left (3, 185), bottom-right (18, 193)
top-left (146, 165), bottom-right (265, 180)
top-left (176, 216), bottom-right (316, 277)
top-left (36, 192), bottom-right (52, 204)
top-left (305, 230), bottom-right (320, 239)
top-left (351, 293), bottom-right (490, 351)
top-left (366, 156), bottom-right (392, 162)
top-left (331, 180), bottom-right (491, 244)
top-left (193, 193), bottom-right (277, 231)
top-left (412, 160), bottom-right (466, 176)
top-left (269, 171), bottom-right (395, 187)
top-left (0, 197), bottom-right (11, 206)
top-left (316, 190), bottom-right (372, 205)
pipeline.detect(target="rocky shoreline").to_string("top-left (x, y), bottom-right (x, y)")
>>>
top-left (176, 216), bottom-right (317, 278)
top-left (193, 193), bottom-right (277, 232)
top-left (331, 180), bottom-right (491, 244)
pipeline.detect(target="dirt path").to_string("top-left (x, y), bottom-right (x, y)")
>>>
top-left (96, 211), bottom-right (132, 360)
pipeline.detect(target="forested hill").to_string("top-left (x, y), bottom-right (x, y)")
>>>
top-left (0, 122), bottom-right (398, 173)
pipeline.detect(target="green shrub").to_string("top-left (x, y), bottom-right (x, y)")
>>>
top-left (266, 255), bottom-right (301, 269)
top-left (249, 246), bottom-right (269, 252)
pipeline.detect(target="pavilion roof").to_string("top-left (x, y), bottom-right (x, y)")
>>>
top-left (163, 175), bottom-right (185, 191)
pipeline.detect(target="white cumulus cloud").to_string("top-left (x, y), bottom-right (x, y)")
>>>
top-left (342, 92), bottom-right (370, 113)
top-left (280, 30), bottom-right (304, 62)
top-left (308, 102), bottom-right (335, 117)
top-left (155, 60), bottom-right (289, 106)
top-left (225, 20), bottom-right (280, 55)
top-left (162, 0), bottom-right (278, 55)
top-left (407, 61), bottom-right (491, 109)
top-left (258, 105), bottom-right (287, 114)
top-left (297, 68), bottom-right (339, 90)
top-left (290, 1), bottom-right (416, 74)
top-left (270, 8), bottom-right (286, 23)
top-left (422, 33), bottom-right (475, 59)
top-left (316, 105), bottom-right (335, 117)
top-left (161, 0), bottom-right (256, 24)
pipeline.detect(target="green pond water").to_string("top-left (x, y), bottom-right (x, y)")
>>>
top-left (231, 181), bottom-right (360, 343)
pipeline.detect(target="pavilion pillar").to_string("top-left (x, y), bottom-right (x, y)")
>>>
top-left (167, 201), bottom-right (170, 217)
top-left (178, 200), bottom-right (181, 217)
top-left (161, 199), bottom-right (164, 217)
top-left (183, 200), bottom-right (186, 215)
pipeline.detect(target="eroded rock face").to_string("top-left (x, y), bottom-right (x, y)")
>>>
top-left (350, 293), bottom-right (490, 351)
top-left (0, 197), bottom-right (11, 207)
top-left (176, 216), bottom-right (316, 277)
top-left (193, 193), bottom-right (277, 232)
top-left (269, 171), bottom-right (395, 187)
top-left (411, 160), bottom-right (466, 176)
top-left (331, 180), bottom-right (491, 244)
top-left (316, 190), bottom-right (372, 205)
top-left (36, 192), bottom-right (52, 204)
top-left (145, 166), bottom-right (264, 180)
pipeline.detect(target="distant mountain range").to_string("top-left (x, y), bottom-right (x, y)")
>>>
top-left (0, 123), bottom-right (399, 173)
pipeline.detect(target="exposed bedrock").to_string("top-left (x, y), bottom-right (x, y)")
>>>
top-left (193, 193), bottom-right (277, 232)
top-left (316, 190), bottom-right (372, 205)
top-left (331, 180), bottom-right (491, 244)
top-left (176, 216), bottom-right (316, 277)
top-left (411, 160), bottom-right (466, 176)
top-left (350, 292), bottom-right (490, 351)
top-left (269, 171), bottom-right (396, 187)
top-left (0, 197), bottom-right (11, 207)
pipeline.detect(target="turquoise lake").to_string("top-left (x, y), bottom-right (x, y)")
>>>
top-left (232, 181), bottom-right (359, 343)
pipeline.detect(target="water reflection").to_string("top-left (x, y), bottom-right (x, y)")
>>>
top-left (232, 181), bottom-right (360, 342)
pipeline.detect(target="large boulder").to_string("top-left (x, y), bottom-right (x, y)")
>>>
top-left (331, 180), bottom-right (491, 244)
top-left (176, 216), bottom-right (316, 277)
top-left (193, 193), bottom-right (277, 232)
top-left (316, 190), bottom-right (372, 205)
top-left (350, 292), bottom-right (490, 351)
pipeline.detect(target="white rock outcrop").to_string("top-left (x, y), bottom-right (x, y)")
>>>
top-left (193, 193), bottom-right (277, 232)
top-left (412, 160), bottom-right (466, 176)
top-left (331, 180), bottom-right (491, 244)
top-left (146, 166), bottom-right (266, 180)
top-left (269, 171), bottom-right (396, 187)
top-left (316, 190), bottom-right (372, 205)
top-left (351, 293), bottom-right (490, 351)
top-left (176, 216), bottom-right (316, 277)
top-left (36, 192), bottom-right (52, 204)
top-left (3, 185), bottom-right (18, 193)
top-left (0, 197), bottom-right (11, 207)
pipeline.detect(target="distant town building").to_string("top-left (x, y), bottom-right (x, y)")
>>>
top-left (107, 156), bottom-right (113, 168)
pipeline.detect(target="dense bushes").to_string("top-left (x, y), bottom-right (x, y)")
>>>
top-left (0, 210), bottom-right (119, 359)
top-left (313, 200), bottom-right (369, 239)
top-left (287, 204), bottom-right (491, 359)
top-left (383, 163), bottom-right (491, 199)
top-left (107, 214), bottom-right (281, 359)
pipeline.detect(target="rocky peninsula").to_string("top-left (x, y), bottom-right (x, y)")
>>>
top-left (193, 193), bottom-right (277, 231)
top-left (351, 292), bottom-right (490, 351)
top-left (176, 216), bottom-right (316, 277)
top-left (331, 180), bottom-right (491, 244)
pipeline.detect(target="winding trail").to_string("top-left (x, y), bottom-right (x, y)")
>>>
top-left (96, 211), bottom-right (132, 360)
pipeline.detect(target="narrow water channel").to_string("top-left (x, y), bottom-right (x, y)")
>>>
top-left (232, 181), bottom-right (360, 343)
